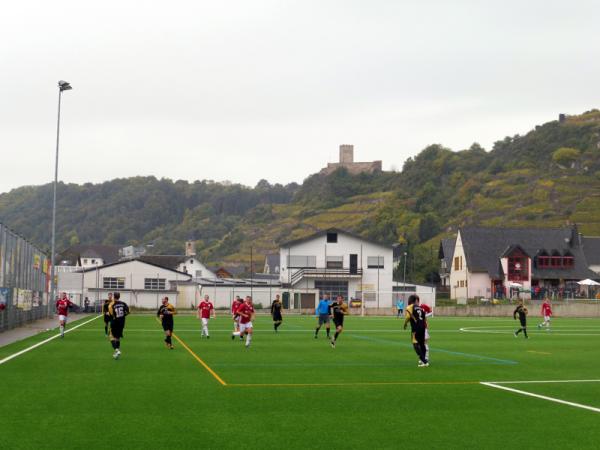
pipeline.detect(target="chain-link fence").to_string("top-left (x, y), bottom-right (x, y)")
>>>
top-left (0, 223), bottom-right (50, 333)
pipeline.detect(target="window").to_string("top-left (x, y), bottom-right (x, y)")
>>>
top-left (327, 232), bottom-right (338, 243)
top-left (315, 280), bottom-right (348, 299)
top-left (367, 256), bottom-right (384, 269)
top-left (144, 278), bottom-right (166, 290)
top-left (103, 277), bottom-right (125, 289)
top-left (83, 259), bottom-right (88, 264)
top-left (326, 256), bottom-right (343, 269)
top-left (287, 255), bottom-right (317, 268)
top-left (91, 259), bottom-right (96, 264)
top-left (508, 255), bottom-right (529, 281)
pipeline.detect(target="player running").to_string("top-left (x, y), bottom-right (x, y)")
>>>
top-left (108, 292), bottom-right (129, 359)
top-left (231, 295), bottom-right (244, 341)
top-left (314, 293), bottom-right (332, 339)
top-left (55, 292), bottom-right (75, 338)
top-left (329, 295), bottom-right (348, 349)
top-left (403, 294), bottom-right (428, 367)
top-left (157, 296), bottom-right (176, 349)
top-left (420, 302), bottom-right (433, 362)
top-left (233, 296), bottom-right (255, 348)
top-left (102, 293), bottom-right (113, 336)
top-left (537, 297), bottom-right (552, 331)
top-left (197, 294), bottom-right (215, 338)
top-left (270, 294), bottom-right (283, 333)
top-left (513, 300), bottom-right (529, 339)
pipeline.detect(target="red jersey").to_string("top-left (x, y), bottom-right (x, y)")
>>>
top-left (56, 298), bottom-right (73, 316)
top-left (541, 302), bottom-right (552, 316)
top-left (198, 301), bottom-right (214, 319)
top-left (237, 302), bottom-right (255, 324)
top-left (420, 303), bottom-right (432, 328)
top-left (231, 300), bottom-right (243, 316)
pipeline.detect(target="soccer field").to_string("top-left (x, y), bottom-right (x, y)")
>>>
top-left (2, 314), bottom-right (600, 449)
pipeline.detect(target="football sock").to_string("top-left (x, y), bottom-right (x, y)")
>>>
top-left (104, 325), bottom-right (108, 335)
top-left (166, 335), bottom-right (172, 345)
top-left (425, 344), bottom-right (430, 361)
top-left (116, 340), bottom-right (121, 349)
top-left (203, 325), bottom-right (209, 336)
top-left (523, 328), bottom-right (528, 338)
top-left (246, 334), bottom-right (252, 345)
top-left (111, 340), bottom-right (117, 349)
top-left (516, 328), bottom-right (521, 335)
top-left (60, 325), bottom-right (64, 336)
top-left (315, 326), bottom-right (320, 336)
top-left (232, 331), bottom-right (241, 336)
top-left (333, 331), bottom-right (339, 341)
top-left (326, 328), bottom-right (330, 337)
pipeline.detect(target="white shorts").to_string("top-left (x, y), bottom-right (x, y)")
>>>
top-left (239, 322), bottom-right (253, 333)
top-left (58, 315), bottom-right (67, 323)
top-left (425, 328), bottom-right (430, 340)
top-left (201, 318), bottom-right (209, 326)
top-left (544, 315), bottom-right (551, 322)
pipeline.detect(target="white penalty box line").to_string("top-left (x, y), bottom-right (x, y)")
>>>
top-left (480, 379), bottom-right (600, 414)
top-left (0, 315), bottom-right (102, 366)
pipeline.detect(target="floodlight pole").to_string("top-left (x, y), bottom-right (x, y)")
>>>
top-left (50, 81), bottom-right (72, 314)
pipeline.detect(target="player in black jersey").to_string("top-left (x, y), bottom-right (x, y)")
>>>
top-left (329, 295), bottom-right (348, 348)
top-left (102, 293), bottom-right (113, 336)
top-left (403, 294), bottom-right (428, 367)
top-left (108, 292), bottom-right (129, 359)
top-left (157, 296), bottom-right (176, 349)
top-left (270, 294), bottom-right (283, 332)
top-left (513, 301), bottom-right (529, 338)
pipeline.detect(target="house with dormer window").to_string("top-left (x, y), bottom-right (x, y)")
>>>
top-left (440, 226), bottom-right (598, 301)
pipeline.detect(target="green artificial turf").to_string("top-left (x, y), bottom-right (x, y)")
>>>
top-left (2, 314), bottom-right (600, 449)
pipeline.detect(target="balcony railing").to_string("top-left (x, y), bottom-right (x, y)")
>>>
top-left (290, 267), bottom-right (363, 285)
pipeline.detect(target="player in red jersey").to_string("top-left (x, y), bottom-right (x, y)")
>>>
top-left (55, 292), bottom-right (75, 338)
top-left (233, 296), bottom-right (255, 348)
top-left (197, 294), bottom-right (215, 338)
top-left (231, 295), bottom-right (244, 341)
top-left (419, 303), bottom-right (433, 361)
top-left (538, 297), bottom-right (552, 331)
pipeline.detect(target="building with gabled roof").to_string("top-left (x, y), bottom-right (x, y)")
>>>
top-left (279, 227), bottom-right (393, 308)
top-left (440, 226), bottom-right (599, 301)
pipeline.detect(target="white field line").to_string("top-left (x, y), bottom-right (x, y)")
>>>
top-left (486, 379), bottom-right (600, 385)
top-left (0, 315), bottom-right (101, 366)
top-left (480, 382), bottom-right (600, 414)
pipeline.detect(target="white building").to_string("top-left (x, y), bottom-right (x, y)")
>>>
top-left (279, 228), bottom-right (393, 309)
top-left (81, 259), bottom-right (192, 309)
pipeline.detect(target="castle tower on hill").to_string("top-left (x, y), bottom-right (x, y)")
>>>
top-left (321, 145), bottom-right (383, 175)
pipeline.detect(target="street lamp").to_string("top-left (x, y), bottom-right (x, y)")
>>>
top-left (50, 80), bottom-right (72, 311)
top-left (402, 251), bottom-right (408, 300)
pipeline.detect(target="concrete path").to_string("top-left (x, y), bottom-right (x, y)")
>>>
top-left (0, 314), bottom-right (93, 348)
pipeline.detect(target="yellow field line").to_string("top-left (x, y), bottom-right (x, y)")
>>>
top-left (155, 318), bottom-right (227, 386)
top-left (527, 351), bottom-right (552, 355)
top-left (228, 381), bottom-right (480, 387)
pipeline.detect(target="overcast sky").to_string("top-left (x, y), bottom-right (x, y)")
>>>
top-left (1, 0), bottom-right (599, 194)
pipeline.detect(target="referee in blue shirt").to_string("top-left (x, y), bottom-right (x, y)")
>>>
top-left (314, 293), bottom-right (332, 339)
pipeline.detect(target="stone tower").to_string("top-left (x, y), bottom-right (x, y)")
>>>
top-left (339, 145), bottom-right (354, 164)
top-left (185, 240), bottom-right (196, 257)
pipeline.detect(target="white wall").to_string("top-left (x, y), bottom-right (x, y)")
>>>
top-left (177, 257), bottom-right (216, 279)
top-left (279, 232), bottom-right (393, 306)
top-left (449, 231), bottom-right (468, 301)
top-left (468, 273), bottom-right (492, 299)
top-left (82, 260), bottom-right (191, 308)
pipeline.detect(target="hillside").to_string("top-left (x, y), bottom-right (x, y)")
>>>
top-left (2, 109), bottom-right (600, 282)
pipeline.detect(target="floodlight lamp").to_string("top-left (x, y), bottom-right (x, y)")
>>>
top-left (58, 80), bottom-right (72, 91)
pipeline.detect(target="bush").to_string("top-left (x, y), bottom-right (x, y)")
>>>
top-left (552, 147), bottom-right (580, 167)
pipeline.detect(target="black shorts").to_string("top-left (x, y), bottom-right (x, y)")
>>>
top-left (103, 315), bottom-right (111, 324)
top-left (519, 319), bottom-right (527, 327)
top-left (110, 319), bottom-right (125, 339)
top-left (162, 318), bottom-right (174, 331)
top-left (333, 317), bottom-right (344, 328)
top-left (272, 313), bottom-right (282, 322)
